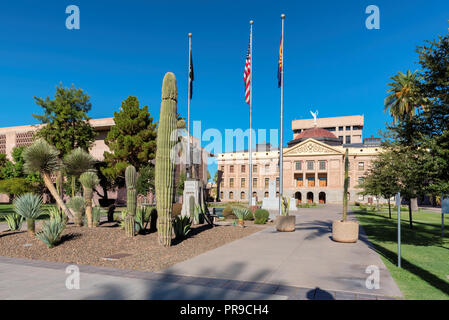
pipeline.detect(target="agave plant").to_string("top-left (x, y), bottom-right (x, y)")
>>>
top-left (79, 171), bottom-right (100, 228)
top-left (63, 148), bottom-right (96, 197)
top-left (36, 219), bottom-right (66, 248)
top-left (173, 215), bottom-right (192, 239)
top-left (22, 139), bottom-right (73, 219)
top-left (47, 206), bottom-right (68, 225)
top-left (4, 212), bottom-right (24, 231)
top-left (135, 206), bottom-right (150, 234)
top-left (232, 206), bottom-right (251, 226)
top-left (14, 193), bottom-right (43, 236)
top-left (67, 196), bottom-right (85, 227)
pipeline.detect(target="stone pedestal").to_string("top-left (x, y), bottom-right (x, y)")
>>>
top-left (181, 179), bottom-right (203, 218)
top-left (261, 179), bottom-right (296, 211)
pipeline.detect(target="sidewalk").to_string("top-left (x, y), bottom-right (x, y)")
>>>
top-left (162, 205), bottom-right (402, 298)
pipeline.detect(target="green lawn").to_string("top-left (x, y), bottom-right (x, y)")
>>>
top-left (0, 204), bottom-right (58, 221)
top-left (354, 207), bottom-right (449, 300)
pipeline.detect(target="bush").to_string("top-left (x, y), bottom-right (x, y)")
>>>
top-left (254, 209), bottom-right (269, 224)
top-left (172, 203), bottom-right (182, 217)
top-left (222, 205), bottom-right (236, 220)
top-left (173, 215), bottom-right (191, 239)
top-left (36, 219), bottom-right (66, 248)
top-left (4, 212), bottom-right (23, 231)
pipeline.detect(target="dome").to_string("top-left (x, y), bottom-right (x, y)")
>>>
top-left (294, 127), bottom-right (338, 140)
top-left (288, 127), bottom-right (342, 147)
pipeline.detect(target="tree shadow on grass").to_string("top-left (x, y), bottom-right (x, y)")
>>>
top-left (367, 241), bottom-right (449, 297)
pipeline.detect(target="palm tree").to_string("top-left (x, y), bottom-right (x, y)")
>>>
top-left (384, 70), bottom-right (422, 123)
top-left (79, 171), bottom-right (100, 228)
top-left (63, 148), bottom-right (96, 197)
top-left (14, 193), bottom-right (43, 236)
top-left (22, 139), bottom-right (73, 219)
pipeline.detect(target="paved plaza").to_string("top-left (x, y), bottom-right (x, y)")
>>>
top-left (0, 205), bottom-right (402, 300)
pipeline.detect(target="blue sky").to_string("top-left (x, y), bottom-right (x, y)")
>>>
top-left (0, 0), bottom-right (448, 178)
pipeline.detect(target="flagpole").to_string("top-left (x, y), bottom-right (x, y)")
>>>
top-left (249, 20), bottom-right (253, 207)
top-left (279, 14), bottom-right (285, 215)
top-left (187, 33), bottom-right (192, 179)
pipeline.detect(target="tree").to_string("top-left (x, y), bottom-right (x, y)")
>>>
top-left (358, 151), bottom-right (400, 218)
top-left (102, 96), bottom-right (157, 185)
top-left (79, 171), bottom-right (100, 228)
top-left (384, 70), bottom-right (424, 123)
top-left (136, 165), bottom-right (155, 196)
top-left (63, 148), bottom-right (96, 197)
top-left (33, 84), bottom-right (96, 156)
top-left (22, 139), bottom-right (73, 219)
top-left (0, 178), bottom-right (36, 199)
top-left (33, 84), bottom-right (96, 200)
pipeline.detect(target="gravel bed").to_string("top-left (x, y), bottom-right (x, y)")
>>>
top-left (0, 221), bottom-right (265, 272)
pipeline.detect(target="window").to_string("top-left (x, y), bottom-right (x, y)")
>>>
top-left (345, 136), bottom-right (351, 144)
top-left (230, 165), bottom-right (234, 173)
top-left (265, 178), bottom-right (269, 188)
top-left (276, 177), bottom-right (280, 188)
top-left (358, 177), bottom-right (364, 185)
top-left (241, 165), bottom-right (246, 173)
top-left (295, 161), bottom-right (302, 171)
top-left (220, 181), bottom-right (224, 188)
top-left (253, 178), bottom-right (257, 188)
top-left (252, 192), bottom-right (257, 198)
top-left (346, 126), bottom-right (351, 131)
top-left (265, 164), bottom-right (270, 173)
top-left (353, 126), bottom-right (363, 130)
top-left (319, 161), bottom-right (326, 170)
top-left (264, 191), bottom-right (269, 198)
top-left (358, 162), bottom-right (365, 171)
top-left (253, 165), bottom-right (258, 173)
top-left (240, 192), bottom-right (245, 199)
top-left (358, 195), bottom-right (364, 201)
top-left (276, 191), bottom-right (280, 197)
top-left (307, 161), bottom-right (314, 171)
top-left (241, 178), bottom-right (246, 188)
top-left (324, 127), bottom-right (336, 132)
top-left (229, 178), bottom-right (234, 188)
top-left (339, 126), bottom-right (343, 131)
top-left (229, 191), bottom-right (234, 200)
top-left (338, 136), bottom-right (343, 143)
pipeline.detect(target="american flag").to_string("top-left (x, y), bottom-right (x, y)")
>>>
top-left (243, 37), bottom-right (251, 105)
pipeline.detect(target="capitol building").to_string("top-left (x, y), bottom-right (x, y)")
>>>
top-left (216, 115), bottom-right (382, 204)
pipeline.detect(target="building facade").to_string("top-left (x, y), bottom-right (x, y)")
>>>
top-left (217, 115), bottom-right (382, 204)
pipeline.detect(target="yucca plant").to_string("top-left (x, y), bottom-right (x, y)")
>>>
top-left (92, 207), bottom-right (101, 227)
top-left (173, 215), bottom-right (192, 239)
top-left (79, 171), bottom-right (100, 228)
top-left (232, 206), bottom-right (251, 227)
top-left (22, 139), bottom-right (73, 219)
top-left (63, 148), bottom-right (96, 197)
top-left (67, 196), bottom-right (85, 226)
top-left (4, 212), bottom-right (24, 231)
top-left (36, 219), bottom-right (66, 248)
top-left (14, 193), bottom-right (43, 236)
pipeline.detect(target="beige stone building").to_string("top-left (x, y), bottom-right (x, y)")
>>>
top-left (216, 115), bottom-right (382, 204)
top-left (0, 118), bottom-right (209, 203)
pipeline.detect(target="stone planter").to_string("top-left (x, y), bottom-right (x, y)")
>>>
top-left (332, 220), bottom-right (359, 243)
top-left (276, 215), bottom-right (296, 232)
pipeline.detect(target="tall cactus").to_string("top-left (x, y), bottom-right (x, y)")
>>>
top-left (125, 165), bottom-right (137, 237)
top-left (342, 149), bottom-right (349, 222)
top-left (156, 72), bottom-right (178, 247)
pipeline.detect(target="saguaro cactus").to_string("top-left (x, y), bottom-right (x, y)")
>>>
top-left (342, 149), bottom-right (349, 222)
top-left (156, 72), bottom-right (178, 247)
top-left (125, 165), bottom-right (137, 237)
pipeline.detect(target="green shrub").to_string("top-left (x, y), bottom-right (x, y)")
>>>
top-left (36, 219), bottom-right (66, 248)
top-left (223, 205), bottom-right (237, 220)
top-left (173, 215), bottom-right (192, 239)
top-left (4, 212), bottom-right (23, 231)
top-left (254, 209), bottom-right (269, 224)
top-left (359, 204), bottom-right (368, 211)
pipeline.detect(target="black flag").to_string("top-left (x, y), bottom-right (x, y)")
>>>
top-left (189, 51), bottom-right (194, 99)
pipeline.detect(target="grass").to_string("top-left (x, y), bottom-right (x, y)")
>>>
top-left (0, 204), bottom-right (57, 221)
top-left (354, 206), bottom-right (449, 300)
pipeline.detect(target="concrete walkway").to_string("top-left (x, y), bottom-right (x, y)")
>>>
top-left (162, 205), bottom-right (402, 298)
top-left (0, 205), bottom-right (401, 299)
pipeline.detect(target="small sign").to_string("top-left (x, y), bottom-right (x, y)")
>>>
top-left (442, 196), bottom-right (449, 214)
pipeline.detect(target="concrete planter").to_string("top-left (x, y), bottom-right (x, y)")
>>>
top-left (332, 220), bottom-right (359, 243)
top-left (276, 215), bottom-right (296, 232)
